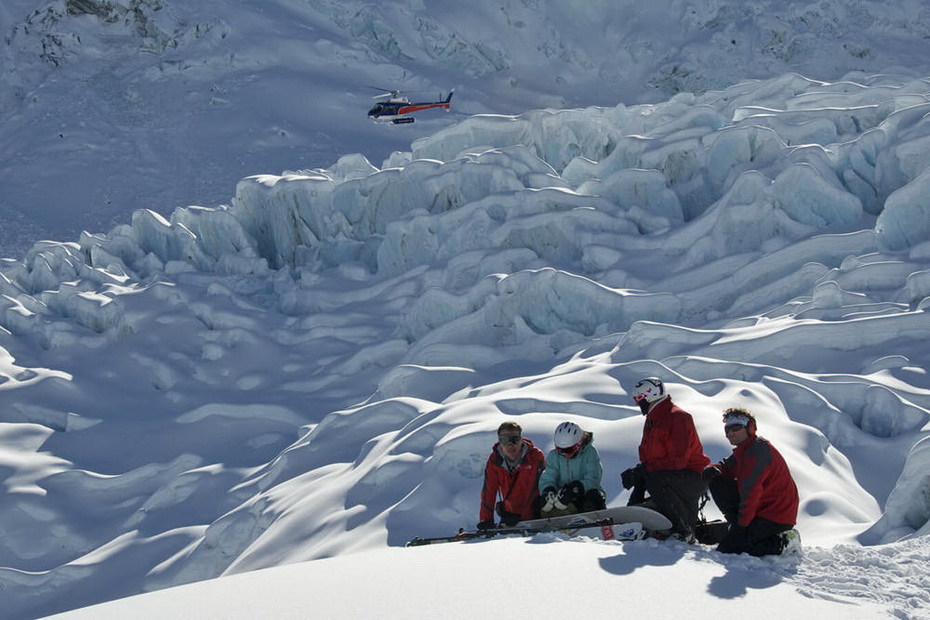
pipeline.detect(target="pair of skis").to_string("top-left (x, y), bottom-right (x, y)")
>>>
top-left (405, 519), bottom-right (644, 547)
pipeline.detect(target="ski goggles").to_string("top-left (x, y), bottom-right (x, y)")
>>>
top-left (498, 434), bottom-right (522, 445)
top-left (556, 443), bottom-right (581, 458)
top-left (723, 412), bottom-right (751, 431)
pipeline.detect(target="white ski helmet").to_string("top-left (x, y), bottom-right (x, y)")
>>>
top-left (553, 421), bottom-right (583, 449)
top-left (632, 377), bottom-right (666, 404)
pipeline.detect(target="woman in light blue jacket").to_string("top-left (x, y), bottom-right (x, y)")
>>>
top-left (538, 422), bottom-right (607, 515)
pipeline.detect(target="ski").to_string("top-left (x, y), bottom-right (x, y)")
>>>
top-left (405, 519), bottom-right (643, 547)
top-left (514, 505), bottom-right (671, 532)
top-left (405, 526), bottom-right (537, 547)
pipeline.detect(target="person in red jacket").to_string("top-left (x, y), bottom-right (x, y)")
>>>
top-left (477, 421), bottom-right (546, 529)
top-left (621, 377), bottom-right (710, 542)
top-left (702, 407), bottom-right (800, 556)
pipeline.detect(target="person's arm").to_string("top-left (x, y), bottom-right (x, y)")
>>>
top-left (515, 452), bottom-right (546, 517)
top-left (580, 445), bottom-right (603, 491)
top-left (479, 464), bottom-right (499, 522)
top-left (717, 453), bottom-right (737, 477)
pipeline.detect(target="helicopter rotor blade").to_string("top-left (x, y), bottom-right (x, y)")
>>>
top-left (368, 86), bottom-right (402, 99)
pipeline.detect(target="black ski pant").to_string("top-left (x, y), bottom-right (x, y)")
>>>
top-left (708, 476), bottom-right (792, 556)
top-left (639, 469), bottom-right (706, 535)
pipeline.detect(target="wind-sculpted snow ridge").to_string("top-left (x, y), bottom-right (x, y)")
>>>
top-left (3, 72), bottom-right (930, 617)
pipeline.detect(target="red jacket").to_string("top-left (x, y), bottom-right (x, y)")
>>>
top-left (480, 439), bottom-right (545, 522)
top-left (639, 397), bottom-right (710, 473)
top-left (716, 435), bottom-right (799, 527)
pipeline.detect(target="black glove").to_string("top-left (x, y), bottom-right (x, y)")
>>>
top-left (620, 467), bottom-right (636, 490)
top-left (717, 524), bottom-right (748, 554)
top-left (702, 465), bottom-right (721, 483)
top-left (476, 519), bottom-right (495, 531)
top-left (558, 481), bottom-right (584, 505)
top-left (621, 463), bottom-right (645, 490)
top-left (540, 487), bottom-right (559, 512)
top-left (500, 511), bottom-right (521, 527)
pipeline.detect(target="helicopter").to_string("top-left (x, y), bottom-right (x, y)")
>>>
top-left (367, 87), bottom-right (454, 124)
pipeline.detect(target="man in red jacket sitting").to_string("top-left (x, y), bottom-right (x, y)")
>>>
top-left (702, 407), bottom-right (801, 556)
top-left (477, 421), bottom-right (546, 529)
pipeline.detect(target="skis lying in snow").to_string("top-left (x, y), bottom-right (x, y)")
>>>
top-left (405, 518), bottom-right (645, 547)
top-left (405, 505), bottom-right (671, 547)
top-left (515, 505), bottom-right (671, 533)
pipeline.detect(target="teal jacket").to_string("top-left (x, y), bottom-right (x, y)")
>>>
top-left (538, 433), bottom-right (605, 494)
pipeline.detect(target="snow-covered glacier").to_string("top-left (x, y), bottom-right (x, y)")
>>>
top-left (5, 0), bottom-right (930, 259)
top-left (3, 72), bottom-right (930, 617)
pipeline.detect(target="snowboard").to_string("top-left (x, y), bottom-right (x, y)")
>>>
top-left (515, 505), bottom-right (672, 533)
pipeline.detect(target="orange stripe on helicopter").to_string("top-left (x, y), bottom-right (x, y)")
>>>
top-left (397, 103), bottom-right (451, 115)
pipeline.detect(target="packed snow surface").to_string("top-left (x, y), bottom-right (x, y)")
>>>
top-left (45, 537), bottom-right (918, 619)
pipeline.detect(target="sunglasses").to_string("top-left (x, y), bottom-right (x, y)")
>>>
top-left (499, 434), bottom-right (522, 445)
top-left (724, 424), bottom-right (746, 433)
top-left (556, 444), bottom-right (580, 458)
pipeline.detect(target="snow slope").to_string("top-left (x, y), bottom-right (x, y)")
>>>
top-left (47, 536), bottom-right (913, 619)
